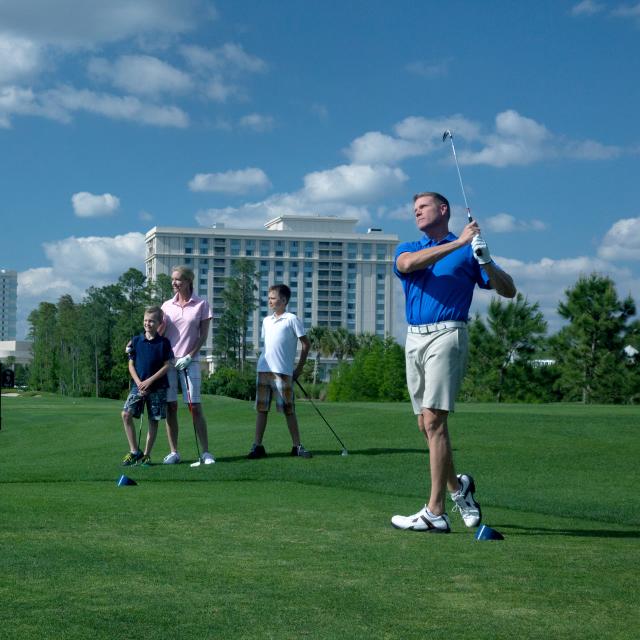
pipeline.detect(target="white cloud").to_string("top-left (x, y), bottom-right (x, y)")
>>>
top-left (17, 232), bottom-right (147, 338)
top-left (469, 254), bottom-right (639, 332)
top-left (88, 55), bottom-right (192, 96)
top-left (344, 131), bottom-right (425, 165)
top-left (219, 43), bottom-right (267, 73)
top-left (44, 85), bottom-right (189, 127)
top-left (611, 3), bottom-right (640, 19)
top-left (181, 43), bottom-right (267, 74)
top-left (311, 103), bottom-right (329, 120)
top-left (570, 1), bottom-right (605, 16)
top-left (0, 33), bottom-right (42, 82)
top-left (196, 203), bottom-right (274, 230)
top-left (303, 164), bottom-right (408, 204)
top-left (189, 168), bottom-right (271, 194)
top-left (18, 267), bottom-right (77, 299)
top-left (1, 84), bottom-right (190, 128)
top-left (71, 192), bottom-right (120, 217)
top-left (599, 217), bottom-right (640, 261)
top-left (196, 191), bottom-right (374, 230)
top-left (43, 232), bottom-right (145, 275)
top-left (460, 110), bottom-right (550, 167)
top-left (565, 139), bottom-right (623, 160)
top-left (405, 59), bottom-right (450, 78)
top-left (394, 114), bottom-right (482, 145)
top-left (458, 110), bottom-right (622, 167)
top-left (239, 113), bottom-right (275, 132)
top-left (205, 77), bottom-right (243, 102)
top-left (485, 213), bottom-right (547, 233)
top-left (0, 0), bottom-right (206, 48)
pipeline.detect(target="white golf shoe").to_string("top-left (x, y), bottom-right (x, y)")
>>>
top-left (450, 474), bottom-right (481, 527)
top-left (391, 505), bottom-right (451, 533)
top-left (201, 452), bottom-right (216, 465)
top-left (163, 451), bottom-right (181, 465)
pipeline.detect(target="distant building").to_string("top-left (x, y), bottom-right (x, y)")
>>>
top-left (145, 215), bottom-right (399, 371)
top-left (0, 340), bottom-right (32, 365)
top-left (0, 269), bottom-right (17, 341)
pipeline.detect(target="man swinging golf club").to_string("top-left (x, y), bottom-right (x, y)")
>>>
top-left (391, 191), bottom-right (516, 533)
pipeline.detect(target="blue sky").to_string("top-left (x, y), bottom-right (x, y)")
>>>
top-left (1, 0), bottom-right (639, 340)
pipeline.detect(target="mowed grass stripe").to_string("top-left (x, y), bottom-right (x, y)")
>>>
top-left (1, 479), bottom-right (638, 639)
top-left (2, 394), bottom-right (638, 526)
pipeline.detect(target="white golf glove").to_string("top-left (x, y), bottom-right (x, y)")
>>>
top-left (471, 235), bottom-right (492, 265)
top-left (175, 354), bottom-right (192, 371)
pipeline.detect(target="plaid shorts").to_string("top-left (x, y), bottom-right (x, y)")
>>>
top-left (255, 372), bottom-right (295, 415)
top-left (123, 387), bottom-right (167, 421)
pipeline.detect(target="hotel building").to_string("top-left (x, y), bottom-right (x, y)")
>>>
top-left (144, 215), bottom-right (399, 367)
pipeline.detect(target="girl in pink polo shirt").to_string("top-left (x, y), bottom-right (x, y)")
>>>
top-left (160, 265), bottom-right (215, 465)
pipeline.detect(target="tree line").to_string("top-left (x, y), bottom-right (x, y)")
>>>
top-left (20, 262), bottom-right (640, 404)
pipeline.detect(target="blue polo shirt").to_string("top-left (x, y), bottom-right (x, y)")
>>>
top-left (394, 232), bottom-right (492, 325)
top-left (129, 333), bottom-right (174, 391)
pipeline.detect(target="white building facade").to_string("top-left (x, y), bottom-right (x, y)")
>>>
top-left (0, 269), bottom-right (17, 341)
top-left (144, 215), bottom-right (399, 363)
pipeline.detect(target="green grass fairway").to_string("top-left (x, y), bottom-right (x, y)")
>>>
top-left (1, 393), bottom-right (639, 639)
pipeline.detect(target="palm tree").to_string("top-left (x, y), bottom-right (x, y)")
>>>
top-left (307, 326), bottom-right (328, 385)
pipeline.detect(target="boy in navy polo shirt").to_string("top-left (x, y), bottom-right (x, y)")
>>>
top-left (121, 306), bottom-right (174, 466)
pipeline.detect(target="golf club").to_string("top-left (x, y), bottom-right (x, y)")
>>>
top-left (295, 380), bottom-right (348, 456)
top-left (442, 129), bottom-right (482, 256)
top-left (137, 401), bottom-right (146, 457)
top-left (183, 370), bottom-right (202, 468)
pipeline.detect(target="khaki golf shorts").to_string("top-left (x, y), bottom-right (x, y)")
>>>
top-left (405, 326), bottom-right (468, 414)
top-left (255, 372), bottom-right (295, 415)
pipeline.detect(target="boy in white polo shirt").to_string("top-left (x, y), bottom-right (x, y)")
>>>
top-left (248, 284), bottom-right (312, 459)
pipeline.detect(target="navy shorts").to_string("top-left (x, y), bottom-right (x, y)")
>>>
top-left (123, 387), bottom-right (167, 421)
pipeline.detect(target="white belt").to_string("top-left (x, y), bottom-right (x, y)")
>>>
top-left (408, 321), bottom-right (467, 334)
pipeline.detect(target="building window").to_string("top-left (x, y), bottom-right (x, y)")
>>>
top-left (289, 241), bottom-right (299, 257)
top-left (231, 239), bottom-right (241, 256)
top-left (362, 243), bottom-right (371, 259)
top-left (185, 238), bottom-right (194, 254)
top-left (260, 240), bottom-right (271, 256)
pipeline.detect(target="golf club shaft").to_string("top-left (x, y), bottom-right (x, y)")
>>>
top-left (183, 369), bottom-right (201, 459)
top-left (295, 380), bottom-right (347, 451)
top-left (448, 136), bottom-right (473, 222)
top-left (443, 129), bottom-right (481, 255)
top-left (137, 403), bottom-right (145, 452)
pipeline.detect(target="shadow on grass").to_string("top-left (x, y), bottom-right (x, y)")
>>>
top-left (216, 447), bottom-right (426, 462)
top-left (492, 523), bottom-right (640, 539)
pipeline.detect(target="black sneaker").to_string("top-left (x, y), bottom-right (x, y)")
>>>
top-left (121, 450), bottom-right (142, 466)
top-left (247, 444), bottom-right (267, 459)
top-left (290, 444), bottom-right (312, 458)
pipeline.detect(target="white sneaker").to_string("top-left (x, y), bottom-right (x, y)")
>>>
top-left (451, 474), bottom-right (481, 527)
top-left (201, 452), bottom-right (216, 465)
top-left (163, 451), bottom-right (181, 465)
top-left (391, 505), bottom-right (451, 533)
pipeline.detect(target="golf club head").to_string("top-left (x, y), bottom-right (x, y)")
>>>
top-left (442, 129), bottom-right (452, 142)
top-left (190, 459), bottom-right (202, 468)
top-left (341, 449), bottom-right (349, 457)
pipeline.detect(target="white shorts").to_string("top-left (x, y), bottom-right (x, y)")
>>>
top-left (405, 327), bottom-right (468, 414)
top-left (167, 361), bottom-right (202, 404)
